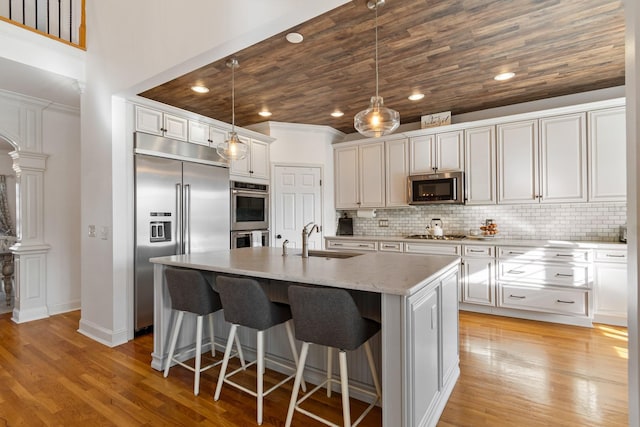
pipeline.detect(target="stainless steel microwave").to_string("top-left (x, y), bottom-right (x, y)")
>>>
top-left (408, 172), bottom-right (464, 205)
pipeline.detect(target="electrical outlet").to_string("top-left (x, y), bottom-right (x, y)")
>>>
top-left (88, 225), bottom-right (96, 238)
top-left (378, 219), bottom-right (389, 227)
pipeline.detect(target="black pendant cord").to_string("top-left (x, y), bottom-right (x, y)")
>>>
top-left (375, 5), bottom-right (379, 99)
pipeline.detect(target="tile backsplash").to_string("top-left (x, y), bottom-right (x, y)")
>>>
top-left (337, 202), bottom-right (626, 242)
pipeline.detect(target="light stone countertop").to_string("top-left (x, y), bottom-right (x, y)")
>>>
top-left (326, 235), bottom-right (627, 250)
top-left (150, 247), bottom-right (460, 296)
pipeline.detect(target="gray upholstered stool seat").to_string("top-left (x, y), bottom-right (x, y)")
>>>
top-left (163, 267), bottom-right (245, 396)
top-left (214, 276), bottom-right (306, 426)
top-left (286, 285), bottom-right (382, 427)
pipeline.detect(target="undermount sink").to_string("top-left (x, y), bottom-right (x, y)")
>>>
top-left (301, 250), bottom-right (363, 259)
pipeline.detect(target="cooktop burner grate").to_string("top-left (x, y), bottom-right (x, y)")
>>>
top-left (405, 234), bottom-right (467, 240)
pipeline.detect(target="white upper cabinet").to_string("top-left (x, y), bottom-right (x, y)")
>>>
top-left (464, 126), bottom-right (496, 205)
top-left (189, 121), bottom-right (229, 147)
top-left (588, 107), bottom-right (626, 201)
top-left (539, 113), bottom-right (587, 203)
top-left (497, 120), bottom-right (539, 204)
top-left (230, 136), bottom-right (270, 181)
top-left (135, 105), bottom-right (188, 141)
top-left (359, 142), bottom-right (386, 208)
top-left (385, 138), bottom-right (410, 207)
top-left (409, 130), bottom-right (463, 174)
top-left (497, 114), bottom-right (586, 204)
top-left (334, 145), bottom-right (360, 209)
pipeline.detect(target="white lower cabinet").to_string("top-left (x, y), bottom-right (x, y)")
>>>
top-left (499, 284), bottom-right (589, 316)
top-left (406, 268), bottom-right (459, 427)
top-left (462, 255), bottom-right (495, 306)
top-left (593, 248), bottom-right (628, 326)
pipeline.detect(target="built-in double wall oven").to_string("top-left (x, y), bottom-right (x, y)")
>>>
top-left (230, 181), bottom-right (269, 248)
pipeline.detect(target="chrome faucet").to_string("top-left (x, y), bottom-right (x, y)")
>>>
top-left (282, 239), bottom-right (289, 256)
top-left (301, 222), bottom-right (319, 258)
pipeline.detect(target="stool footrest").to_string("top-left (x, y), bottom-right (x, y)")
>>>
top-left (221, 356), bottom-right (297, 398)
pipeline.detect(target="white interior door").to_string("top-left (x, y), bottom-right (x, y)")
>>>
top-left (273, 166), bottom-right (322, 250)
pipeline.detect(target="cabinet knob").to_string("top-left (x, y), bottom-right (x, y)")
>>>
top-left (276, 234), bottom-right (282, 239)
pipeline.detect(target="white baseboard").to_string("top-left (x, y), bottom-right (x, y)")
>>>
top-left (78, 317), bottom-right (129, 347)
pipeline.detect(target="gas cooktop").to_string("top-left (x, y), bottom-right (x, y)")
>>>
top-left (405, 234), bottom-right (467, 240)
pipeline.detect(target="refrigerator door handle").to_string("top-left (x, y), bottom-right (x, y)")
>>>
top-left (176, 183), bottom-right (183, 254)
top-left (184, 184), bottom-right (191, 254)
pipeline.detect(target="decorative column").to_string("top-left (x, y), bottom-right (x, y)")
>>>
top-left (9, 151), bottom-right (50, 323)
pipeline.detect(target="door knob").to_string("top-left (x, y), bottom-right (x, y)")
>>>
top-left (276, 234), bottom-right (282, 239)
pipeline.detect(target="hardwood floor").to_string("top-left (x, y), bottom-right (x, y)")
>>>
top-left (0, 311), bottom-right (627, 426)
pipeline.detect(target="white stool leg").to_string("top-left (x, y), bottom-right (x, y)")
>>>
top-left (326, 346), bottom-right (333, 397)
top-left (208, 312), bottom-right (215, 357)
top-left (284, 320), bottom-right (306, 392)
top-left (214, 324), bottom-right (237, 401)
top-left (257, 330), bottom-right (265, 425)
top-left (339, 350), bottom-right (351, 427)
top-left (194, 315), bottom-right (203, 396)
top-left (285, 342), bottom-right (309, 427)
top-left (163, 311), bottom-right (184, 378)
top-left (234, 333), bottom-right (246, 369)
top-left (363, 341), bottom-right (382, 398)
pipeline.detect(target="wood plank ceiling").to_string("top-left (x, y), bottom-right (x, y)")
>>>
top-left (138, 0), bottom-right (625, 134)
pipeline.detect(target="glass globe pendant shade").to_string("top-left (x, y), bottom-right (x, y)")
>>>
top-left (354, 96), bottom-right (400, 138)
top-left (216, 131), bottom-right (248, 161)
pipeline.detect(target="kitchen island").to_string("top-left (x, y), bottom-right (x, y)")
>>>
top-left (151, 247), bottom-right (461, 427)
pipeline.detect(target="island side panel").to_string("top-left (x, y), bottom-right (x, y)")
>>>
top-left (382, 292), bottom-right (405, 427)
top-left (151, 263), bottom-right (169, 370)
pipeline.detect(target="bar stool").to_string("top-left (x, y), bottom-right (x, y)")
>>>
top-left (214, 276), bottom-right (306, 425)
top-left (286, 286), bottom-right (382, 427)
top-left (163, 267), bottom-right (245, 396)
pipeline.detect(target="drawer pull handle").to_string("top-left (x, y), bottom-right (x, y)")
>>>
top-left (555, 273), bottom-right (574, 278)
top-left (358, 244), bottom-right (370, 247)
top-left (333, 243), bottom-right (343, 246)
top-left (469, 249), bottom-right (484, 253)
top-left (507, 270), bottom-right (525, 274)
top-left (606, 254), bottom-right (625, 258)
top-left (509, 295), bottom-right (526, 299)
top-left (508, 251), bottom-right (525, 255)
top-left (383, 244), bottom-right (396, 248)
top-left (555, 254), bottom-right (575, 258)
top-left (557, 300), bottom-right (575, 304)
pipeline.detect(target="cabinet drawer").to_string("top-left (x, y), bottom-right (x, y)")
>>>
top-left (498, 261), bottom-right (590, 287)
top-left (463, 245), bottom-right (494, 257)
top-left (499, 284), bottom-right (589, 316)
top-left (379, 241), bottom-right (404, 252)
top-left (405, 242), bottom-right (461, 256)
top-left (498, 246), bottom-right (592, 262)
top-left (327, 240), bottom-right (377, 251)
top-left (594, 249), bottom-right (627, 263)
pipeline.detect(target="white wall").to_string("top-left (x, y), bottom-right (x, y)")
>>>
top-left (0, 147), bottom-right (16, 231)
top-left (43, 106), bottom-right (81, 314)
top-left (80, 0), bottom-right (351, 344)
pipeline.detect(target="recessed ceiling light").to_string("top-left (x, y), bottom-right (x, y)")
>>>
top-left (286, 32), bottom-right (304, 44)
top-left (191, 85), bottom-right (209, 93)
top-left (258, 111), bottom-right (272, 117)
top-left (331, 111), bottom-right (344, 118)
top-left (408, 93), bottom-right (425, 101)
top-left (494, 72), bottom-right (515, 81)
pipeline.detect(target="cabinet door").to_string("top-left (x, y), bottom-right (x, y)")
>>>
top-left (208, 126), bottom-right (227, 148)
top-left (249, 139), bottom-right (270, 180)
top-left (135, 105), bottom-right (163, 136)
top-left (409, 135), bottom-right (435, 174)
top-left (409, 286), bottom-right (440, 425)
top-left (588, 107), bottom-right (626, 201)
top-left (359, 142), bottom-right (386, 208)
top-left (497, 120), bottom-right (539, 204)
top-left (594, 262), bottom-right (628, 326)
top-left (230, 135), bottom-right (252, 177)
top-left (163, 113), bottom-right (188, 141)
top-left (334, 145), bottom-right (360, 209)
top-left (462, 258), bottom-right (495, 305)
top-left (436, 130), bottom-right (463, 172)
top-left (385, 139), bottom-right (409, 207)
top-left (464, 126), bottom-right (496, 205)
top-left (539, 113), bottom-right (587, 203)
top-left (188, 120), bottom-right (210, 146)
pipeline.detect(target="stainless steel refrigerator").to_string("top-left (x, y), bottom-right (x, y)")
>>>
top-left (134, 133), bottom-right (230, 333)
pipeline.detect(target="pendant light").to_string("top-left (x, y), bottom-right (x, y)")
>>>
top-left (354, 0), bottom-right (400, 138)
top-left (217, 57), bottom-right (248, 161)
